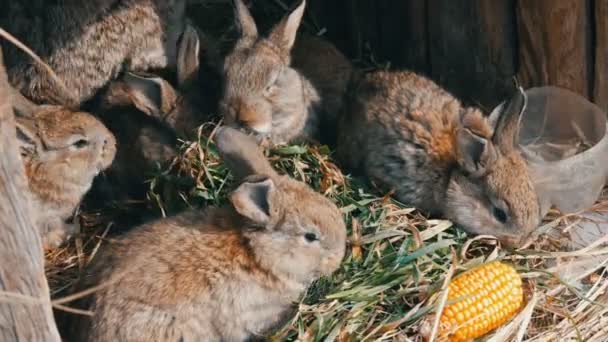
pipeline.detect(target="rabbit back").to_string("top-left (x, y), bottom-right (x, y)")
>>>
top-left (0, 0), bottom-right (186, 106)
top-left (292, 34), bottom-right (353, 125)
top-left (292, 34), bottom-right (353, 145)
top-left (337, 70), bottom-right (540, 244)
top-left (337, 70), bottom-right (470, 214)
top-left (68, 208), bottom-right (306, 342)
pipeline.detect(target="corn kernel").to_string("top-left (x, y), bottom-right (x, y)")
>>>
top-left (437, 261), bottom-right (524, 341)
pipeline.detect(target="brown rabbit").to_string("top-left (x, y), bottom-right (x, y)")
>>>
top-left (16, 96), bottom-right (117, 249)
top-left (66, 126), bottom-right (346, 341)
top-left (90, 24), bottom-right (220, 202)
top-left (337, 70), bottom-right (541, 246)
top-left (91, 75), bottom-right (181, 203)
top-left (0, 0), bottom-right (188, 106)
top-left (220, 0), bottom-right (352, 145)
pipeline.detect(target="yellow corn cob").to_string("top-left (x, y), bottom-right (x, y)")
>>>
top-left (438, 261), bottom-right (524, 341)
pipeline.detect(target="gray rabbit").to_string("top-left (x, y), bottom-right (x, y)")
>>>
top-left (220, 0), bottom-right (353, 145)
top-left (0, 0), bottom-right (187, 106)
top-left (337, 70), bottom-right (541, 246)
top-left (91, 24), bottom-right (221, 202)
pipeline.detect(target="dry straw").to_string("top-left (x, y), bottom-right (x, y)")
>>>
top-left (45, 123), bottom-right (608, 340)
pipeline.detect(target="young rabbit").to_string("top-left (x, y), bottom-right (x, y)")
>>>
top-left (91, 74), bottom-right (181, 203)
top-left (337, 70), bottom-right (541, 246)
top-left (16, 99), bottom-right (117, 249)
top-left (66, 126), bottom-right (346, 341)
top-left (90, 25), bottom-right (220, 202)
top-left (0, 0), bottom-right (187, 106)
top-left (220, 0), bottom-right (352, 145)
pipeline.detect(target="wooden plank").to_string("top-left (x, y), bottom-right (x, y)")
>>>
top-left (516, 0), bottom-right (590, 99)
top-left (427, 0), bottom-right (517, 109)
top-left (594, 0), bottom-right (608, 111)
top-left (0, 48), bottom-right (60, 341)
top-left (306, 0), bottom-right (356, 57)
top-left (376, 0), bottom-right (429, 73)
top-left (348, 0), bottom-right (381, 61)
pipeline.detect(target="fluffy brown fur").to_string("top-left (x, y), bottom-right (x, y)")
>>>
top-left (65, 127), bottom-right (346, 341)
top-left (220, 0), bottom-right (352, 145)
top-left (17, 104), bottom-right (116, 249)
top-left (0, 0), bottom-right (187, 106)
top-left (337, 70), bottom-right (540, 245)
top-left (90, 25), bottom-right (220, 202)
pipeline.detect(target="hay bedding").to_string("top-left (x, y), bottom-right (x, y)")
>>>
top-left (48, 124), bottom-right (608, 341)
top-left (41, 2), bottom-right (608, 341)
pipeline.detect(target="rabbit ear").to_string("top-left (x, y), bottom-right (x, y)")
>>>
top-left (230, 177), bottom-right (275, 224)
top-left (492, 87), bottom-right (526, 151)
top-left (234, 0), bottom-right (258, 45)
top-left (268, 0), bottom-right (306, 56)
top-left (487, 101), bottom-right (505, 130)
top-left (10, 88), bottom-right (38, 118)
top-left (177, 24), bottom-right (200, 88)
top-left (215, 126), bottom-right (277, 181)
top-left (15, 117), bottom-right (39, 154)
top-left (456, 127), bottom-right (497, 176)
top-left (122, 72), bottom-right (177, 117)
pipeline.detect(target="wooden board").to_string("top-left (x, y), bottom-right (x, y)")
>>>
top-left (376, 0), bottom-right (429, 73)
top-left (0, 48), bottom-right (60, 341)
top-left (594, 0), bottom-right (608, 112)
top-left (427, 0), bottom-right (518, 109)
top-left (516, 0), bottom-right (591, 98)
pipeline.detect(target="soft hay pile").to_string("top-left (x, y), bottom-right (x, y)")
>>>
top-left (45, 122), bottom-right (608, 341)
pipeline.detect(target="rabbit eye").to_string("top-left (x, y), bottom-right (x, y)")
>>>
top-left (73, 139), bottom-right (89, 149)
top-left (492, 206), bottom-right (508, 223)
top-left (264, 84), bottom-right (277, 95)
top-left (304, 232), bottom-right (318, 243)
top-left (264, 72), bottom-right (281, 95)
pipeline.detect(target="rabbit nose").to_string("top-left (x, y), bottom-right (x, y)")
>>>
top-left (236, 115), bottom-right (272, 135)
top-left (500, 235), bottom-right (523, 248)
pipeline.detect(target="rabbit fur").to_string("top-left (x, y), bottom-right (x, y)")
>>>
top-left (15, 94), bottom-right (117, 249)
top-left (220, 0), bottom-right (352, 145)
top-left (66, 126), bottom-right (346, 341)
top-left (90, 24), bottom-right (221, 201)
top-left (0, 0), bottom-right (188, 107)
top-left (337, 70), bottom-right (541, 246)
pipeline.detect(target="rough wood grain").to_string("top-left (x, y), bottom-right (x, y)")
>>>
top-left (376, 0), bottom-right (428, 73)
top-left (594, 0), bottom-right (608, 111)
top-left (0, 47), bottom-right (60, 341)
top-left (304, 0), bottom-right (356, 58)
top-left (427, 0), bottom-right (517, 109)
top-left (516, 0), bottom-right (590, 98)
top-left (347, 0), bottom-right (381, 61)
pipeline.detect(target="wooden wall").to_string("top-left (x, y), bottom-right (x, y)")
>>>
top-left (305, 0), bottom-right (605, 111)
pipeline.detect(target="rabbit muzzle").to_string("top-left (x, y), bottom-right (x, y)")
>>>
top-left (221, 97), bottom-right (273, 137)
top-left (498, 234), bottom-right (527, 249)
top-left (96, 128), bottom-right (117, 173)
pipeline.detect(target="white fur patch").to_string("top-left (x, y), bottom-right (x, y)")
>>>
top-left (250, 121), bottom-right (272, 134)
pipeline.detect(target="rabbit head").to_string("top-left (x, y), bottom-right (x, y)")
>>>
top-left (445, 88), bottom-right (541, 246)
top-left (103, 24), bottom-right (219, 139)
top-left (219, 0), bottom-right (320, 144)
top-left (215, 126), bottom-right (346, 280)
top-left (17, 105), bottom-right (117, 212)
